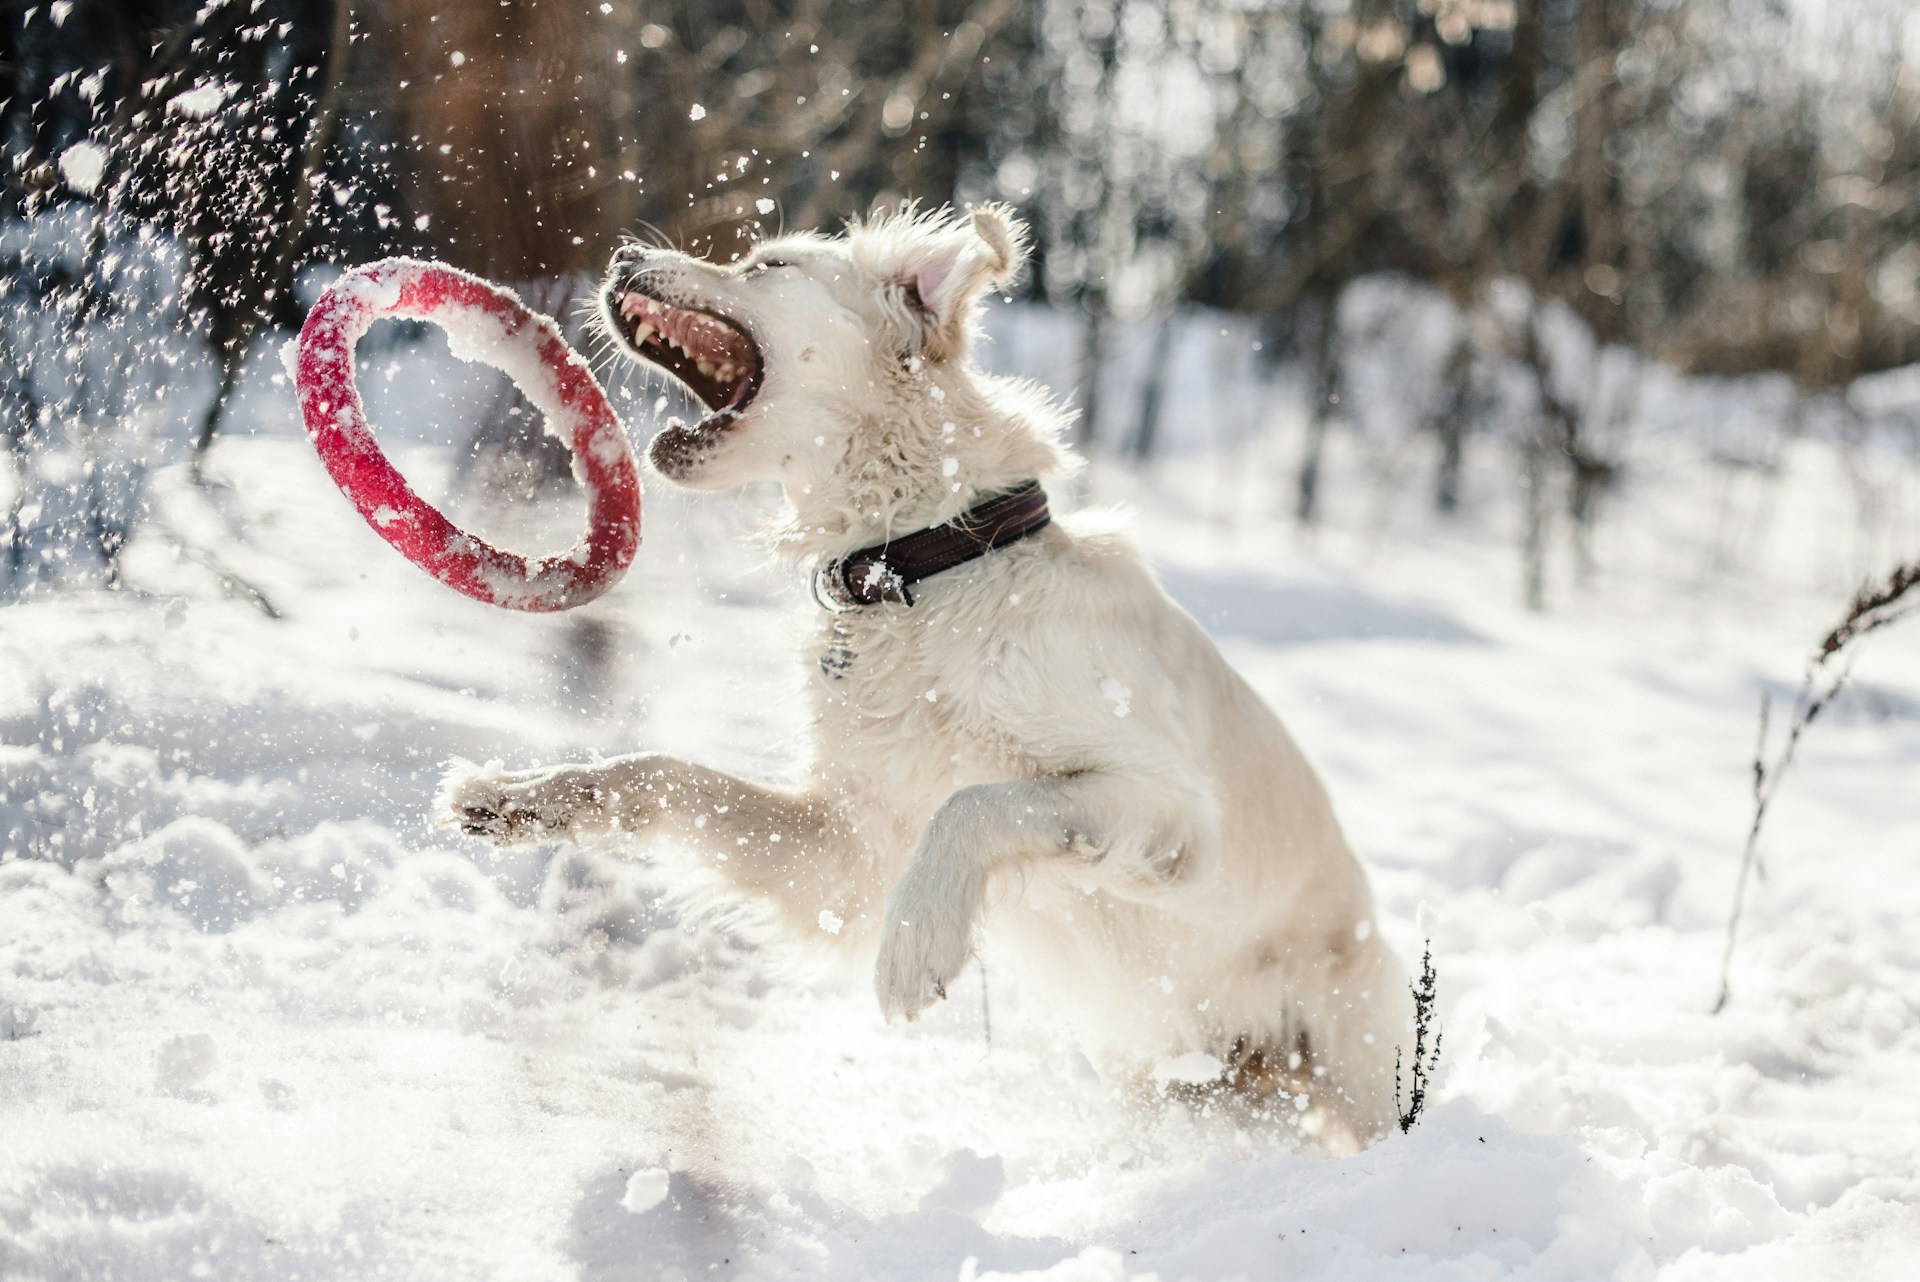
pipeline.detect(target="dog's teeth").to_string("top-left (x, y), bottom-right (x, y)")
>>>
top-left (631, 323), bottom-right (654, 345)
top-left (696, 359), bottom-right (716, 377)
top-left (717, 363), bottom-right (736, 382)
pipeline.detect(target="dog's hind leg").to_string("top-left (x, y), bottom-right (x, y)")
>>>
top-left (439, 754), bottom-right (868, 923)
top-left (872, 772), bottom-right (1201, 1021)
top-left (1280, 928), bottom-right (1407, 1145)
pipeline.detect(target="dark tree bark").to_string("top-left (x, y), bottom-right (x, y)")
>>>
top-left (1128, 310), bottom-right (1179, 462)
top-left (1295, 292), bottom-right (1339, 525)
top-left (1432, 336), bottom-right (1474, 515)
top-left (1074, 302), bottom-right (1107, 452)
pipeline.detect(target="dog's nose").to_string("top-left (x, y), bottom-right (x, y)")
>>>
top-left (606, 245), bottom-right (657, 294)
top-left (610, 242), bottom-right (654, 271)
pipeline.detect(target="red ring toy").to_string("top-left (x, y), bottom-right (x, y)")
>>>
top-left (294, 258), bottom-right (640, 612)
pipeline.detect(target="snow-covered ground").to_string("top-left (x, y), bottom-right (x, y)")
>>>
top-left (3, 319), bottom-right (1919, 1281)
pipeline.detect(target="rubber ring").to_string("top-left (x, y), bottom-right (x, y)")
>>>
top-left (295, 258), bottom-right (640, 612)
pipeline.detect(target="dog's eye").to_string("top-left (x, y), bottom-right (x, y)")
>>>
top-left (750, 259), bottom-right (791, 274)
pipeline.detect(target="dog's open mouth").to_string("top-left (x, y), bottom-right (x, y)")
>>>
top-left (608, 286), bottom-right (763, 428)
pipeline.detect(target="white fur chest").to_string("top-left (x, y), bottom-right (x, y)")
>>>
top-left (804, 578), bottom-right (1034, 842)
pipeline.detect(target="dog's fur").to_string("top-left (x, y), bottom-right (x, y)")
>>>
top-left (441, 206), bottom-right (1406, 1144)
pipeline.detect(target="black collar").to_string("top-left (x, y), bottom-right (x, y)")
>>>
top-left (812, 481), bottom-right (1052, 611)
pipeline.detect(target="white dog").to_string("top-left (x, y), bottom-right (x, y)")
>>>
top-left (442, 206), bottom-right (1407, 1144)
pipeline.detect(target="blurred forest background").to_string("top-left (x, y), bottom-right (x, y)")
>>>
top-left (4, 0), bottom-right (1920, 609)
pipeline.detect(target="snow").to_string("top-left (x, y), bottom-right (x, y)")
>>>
top-left (168, 80), bottom-right (235, 120)
top-left (1151, 1053), bottom-right (1226, 1088)
top-left (153, 1032), bottom-right (221, 1097)
top-left (55, 141), bottom-right (106, 196)
top-left (620, 1168), bottom-right (672, 1216)
top-left (3, 317), bottom-right (1920, 1279)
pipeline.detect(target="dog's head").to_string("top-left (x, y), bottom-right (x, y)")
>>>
top-left (599, 205), bottom-right (1028, 493)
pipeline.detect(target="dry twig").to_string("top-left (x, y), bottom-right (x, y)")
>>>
top-left (1713, 558), bottom-right (1919, 1012)
top-left (1395, 941), bottom-right (1443, 1133)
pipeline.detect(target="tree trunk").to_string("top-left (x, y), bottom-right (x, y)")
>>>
top-left (1295, 292), bottom-right (1338, 524)
top-left (1564, 461), bottom-right (1609, 586)
top-left (1074, 303), bottom-right (1107, 451)
top-left (1433, 335), bottom-right (1473, 514)
top-left (1128, 310), bottom-right (1179, 462)
top-left (1519, 306), bottom-right (1567, 610)
top-left (1521, 418), bottom-right (1552, 611)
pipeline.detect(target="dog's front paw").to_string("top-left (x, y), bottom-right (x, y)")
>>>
top-left (437, 759), bottom-right (601, 844)
top-left (873, 867), bottom-right (978, 1021)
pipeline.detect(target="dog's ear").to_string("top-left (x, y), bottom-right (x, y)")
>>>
top-left (888, 205), bottom-right (1027, 361)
